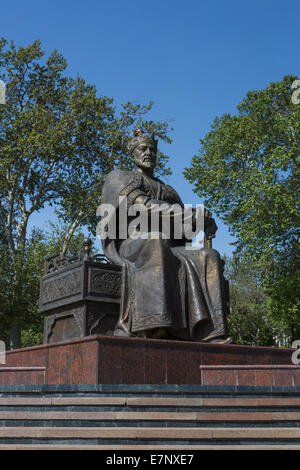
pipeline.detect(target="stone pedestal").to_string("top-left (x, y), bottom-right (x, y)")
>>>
top-left (0, 335), bottom-right (298, 386)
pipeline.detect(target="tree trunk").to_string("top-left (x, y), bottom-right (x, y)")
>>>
top-left (10, 323), bottom-right (21, 350)
top-left (61, 211), bottom-right (84, 256)
top-left (9, 220), bottom-right (28, 350)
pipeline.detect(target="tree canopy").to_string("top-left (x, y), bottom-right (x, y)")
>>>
top-left (184, 75), bottom-right (300, 344)
top-left (224, 256), bottom-right (274, 346)
top-left (0, 38), bottom-right (173, 347)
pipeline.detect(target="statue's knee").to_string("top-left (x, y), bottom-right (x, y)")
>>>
top-left (199, 247), bottom-right (220, 262)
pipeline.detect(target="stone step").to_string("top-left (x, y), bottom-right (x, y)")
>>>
top-left (0, 426), bottom-right (300, 440)
top-left (1, 396), bottom-right (300, 407)
top-left (1, 384), bottom-right (300, 397)
top-left (0, 387), bottom-right (299, 447)
top-left (1, 410), bottom-right (300, 422)
top-left (1, 444), bottom-right (300, 450)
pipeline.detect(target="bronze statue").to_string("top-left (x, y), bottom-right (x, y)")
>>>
top-left (100, 130), bottom-right (232, 343)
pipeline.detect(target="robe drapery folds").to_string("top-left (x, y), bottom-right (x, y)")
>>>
top-left (100, 169), bottom-right (230, 341)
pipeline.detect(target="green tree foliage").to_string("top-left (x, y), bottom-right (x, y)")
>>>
top-left (0, 224), bottom-right (90, 348)
top-left (263, 252), bottom-right (300, 344)
top-left (0, 38), bottom-right (172, 347)
top-left (185, 76), bottom-right (299, 346)
top-left (224, 256), bottom-right (274, 346)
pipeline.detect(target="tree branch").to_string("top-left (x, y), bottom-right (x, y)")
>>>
top-left (27, 159), bottom-right (57, 216)
top-left (61, 209), bottom-right (85, 256)
top-left (0, 202), bottom-right (15, 255)
top-left (4, 166), bottom-right (17, 255)
top-left (15, 159), bottom-right (57, 250)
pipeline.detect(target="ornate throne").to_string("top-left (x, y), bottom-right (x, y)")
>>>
top-left (40, 239), bottom-right (122, 344)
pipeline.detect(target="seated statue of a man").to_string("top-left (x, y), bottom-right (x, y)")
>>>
top-left (100, 129), bottom-right (232, 343)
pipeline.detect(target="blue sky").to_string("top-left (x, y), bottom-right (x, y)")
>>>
top-left (1, 0), bottom-right (299, 256)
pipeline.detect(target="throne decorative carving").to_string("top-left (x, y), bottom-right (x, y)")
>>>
top-left (40, 240), bottom-right (122, 344)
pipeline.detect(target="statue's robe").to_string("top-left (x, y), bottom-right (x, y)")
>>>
top-left (101, 169), bottom-right (229, 341)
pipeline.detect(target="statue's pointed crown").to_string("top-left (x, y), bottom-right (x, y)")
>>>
top-left (127, 129), bottom-right (158, 155)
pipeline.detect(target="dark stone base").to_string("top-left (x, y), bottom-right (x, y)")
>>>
top-left (43, 301), bottom-right (119, 344)
top-left (0, 335), bottom-right (298, 386)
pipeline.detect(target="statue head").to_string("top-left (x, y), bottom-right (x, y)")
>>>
top-left (127, 129), bottom-right (158, 171)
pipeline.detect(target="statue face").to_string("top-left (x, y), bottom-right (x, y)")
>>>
top-left (132, 142), bottom-right (157, 170)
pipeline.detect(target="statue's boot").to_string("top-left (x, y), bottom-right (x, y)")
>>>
top-left (203, 335), bottom-right (233, 344)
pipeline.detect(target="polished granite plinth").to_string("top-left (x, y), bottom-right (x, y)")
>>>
top-left (0, 335), bottom-right (298, 386)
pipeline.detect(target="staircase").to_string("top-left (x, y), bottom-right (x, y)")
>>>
top-left (0, 385), bottom-right (300, 449)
